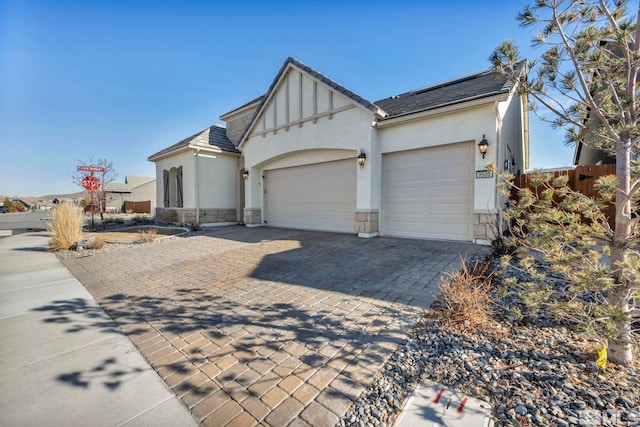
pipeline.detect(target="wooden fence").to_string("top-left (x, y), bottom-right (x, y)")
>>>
top-left (123, 200), bottom-right (151, 214)
top-left (512, 164), bottom-right (617, 229)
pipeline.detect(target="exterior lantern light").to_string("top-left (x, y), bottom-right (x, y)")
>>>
top-left (242, 169), bottom-right (249, 180)
top-left (478, 135), bottom-right (489, 159)
top-left (357, 150), bottom-right (367, 168)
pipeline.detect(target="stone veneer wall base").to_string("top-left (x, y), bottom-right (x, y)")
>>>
top-left (156, 207), bottom-right (237, 225)
top-left (473, 212), bottom-right (499, 244)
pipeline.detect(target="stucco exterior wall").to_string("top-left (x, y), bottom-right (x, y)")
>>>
top-left (377, 103), bottom-right (499, 213)
top-left (105, 181), bottom-right (156, 211)
top-left (244, 107), bottom-right (374, 168)
top-left (154, 151), bottom-right (196, 207)
top-left (497, 94), bottom-right (525, 175)
top-left (153, 150), bottom-right (238, 209)
top-left (130, 181), bottom-right (157, 207)
top-left (196, 152), bottom-right (237, 209)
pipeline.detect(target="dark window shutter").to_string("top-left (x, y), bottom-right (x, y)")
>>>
top-left (163, 170), bottom-right (169, 207)
top-left (176, 166), bottom-right (183, 208)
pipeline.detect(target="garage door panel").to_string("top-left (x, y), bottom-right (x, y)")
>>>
top-left (265, 159), bottom-right (356, 233)
top-left (382, 143), bottom-right (474, 241)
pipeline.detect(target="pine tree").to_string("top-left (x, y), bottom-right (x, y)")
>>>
top-left (491, 0), bottom-right (639, 365)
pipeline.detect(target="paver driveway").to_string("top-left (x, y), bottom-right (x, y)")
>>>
top-left (57, 226), bottom-right (485, 426)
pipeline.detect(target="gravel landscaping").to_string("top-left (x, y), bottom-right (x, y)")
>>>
top-left (340, 259), bottom-right (639, 427)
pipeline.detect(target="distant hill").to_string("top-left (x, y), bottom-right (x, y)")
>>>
top-left (1, 191), bottom-right (88, 206)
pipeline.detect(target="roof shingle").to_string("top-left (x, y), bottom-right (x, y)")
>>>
top-left (374, 63), bottom-right (524, 120)
top-left (148, 124), bottom-right (239, 161)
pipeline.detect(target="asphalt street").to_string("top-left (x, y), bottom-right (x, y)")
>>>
top-left (0, 211), bottom-right (51, 236)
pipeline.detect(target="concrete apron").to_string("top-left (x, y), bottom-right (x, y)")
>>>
top-left (0, 231), bottom-right (198, 427)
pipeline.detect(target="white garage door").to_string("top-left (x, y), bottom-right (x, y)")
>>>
top-left (264, 159), bottom-right (356, 233)
top-left (382, 142), bottom-right (474, 241)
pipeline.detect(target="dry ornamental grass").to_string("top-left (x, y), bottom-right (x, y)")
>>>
top-left (48, 203), bottom-right (84, 251)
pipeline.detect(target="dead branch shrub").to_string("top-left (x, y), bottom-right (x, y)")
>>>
top-left (137, 228), bottom-right (157, 243)
top-left (48, 203), bottom-right (84, 251)
top-left (438, 259), bottom-right (494, 330)
top-left (85, 237), bottom-right (105, 250)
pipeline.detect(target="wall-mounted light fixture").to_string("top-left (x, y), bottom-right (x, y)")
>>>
top-left (242, 169), bottom-right (249, 180)
top-left (357, 150), bottom-right (367, 168)
top-left (478, 135), bottom-right (489, 159)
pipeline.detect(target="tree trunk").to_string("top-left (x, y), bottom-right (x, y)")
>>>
top-left (607, 137), bottom-right (633, 365)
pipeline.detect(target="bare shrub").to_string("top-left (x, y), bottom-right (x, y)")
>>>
top-left (48, 203), bottom-right (84, 251)
top-left (438, 259), bottom-right (494, 331)
top-left (85, 237), bottom-right (105, 250)
top-left (137, 228), bottom-right (157, 243)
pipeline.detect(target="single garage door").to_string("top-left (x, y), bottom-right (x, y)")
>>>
top-left (382, 142), bottom-right (474, 241)
top-left (264, 159), bottom-right (356, 233)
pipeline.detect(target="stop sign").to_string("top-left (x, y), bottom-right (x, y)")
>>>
top-left (82, 175), bottom-right (101, 191)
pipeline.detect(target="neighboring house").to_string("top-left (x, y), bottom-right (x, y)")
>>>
top-left (149, 57), bottom-right (529, 243)
top-left (103, 176), bottom-right (156, 212)
top-left (574, 139), bottom-right (616, 166)
top-left (148, 125), bottom-right (242, 225)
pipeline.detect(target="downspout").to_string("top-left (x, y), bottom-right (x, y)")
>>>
top-left (495, 100), bottom-right (503, 236)
top-left (194, 149), bottom-right (200, 224)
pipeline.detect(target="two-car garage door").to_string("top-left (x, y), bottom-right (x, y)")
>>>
top-left (382, 142), bottom-right (474, 241)
top-left (264, 159), bottom-right (356, 233)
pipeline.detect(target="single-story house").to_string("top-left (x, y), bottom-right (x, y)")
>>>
top-left (103, 176), bottom-right (156, 213)
top-left (149, 57), bottom-right (529, 244)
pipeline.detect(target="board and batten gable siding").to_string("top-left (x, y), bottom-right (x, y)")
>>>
top-left (243, 67), bottom-right (375, 164)
top-left (377, 102), bottom-right (498, 214)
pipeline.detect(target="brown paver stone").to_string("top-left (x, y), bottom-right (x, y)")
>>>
top-left (192, 389), bottom-right (229, 420)
top-left (260, 386), bottom-right (288, 409)
top-left (278, 374), bottom-right (304, 394)
top-left (265, 397), bottom-right (304, 426)
top-left (292, 383), bottom-right (320, 405)
top-left (226, 412), bottom-right (258, 427)
top-left (316, 388), bottom-right (354, 418)
top-left (307, 367), bottom-right (339, 390)
top-left (60, 226), bottom-right (484, 426)
top-left (240, 396), bottom-right (271, 422)
top-left (203, 399), bottom-right (243, 427)
top-left (247, 371), bottom-right (280, 398)
top-left (301, 401), bottom-right (339, 427)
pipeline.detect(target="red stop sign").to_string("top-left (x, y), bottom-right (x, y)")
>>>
top-left (82, 175), bottom-right (101, 191)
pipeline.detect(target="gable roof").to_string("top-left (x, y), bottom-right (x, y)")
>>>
top-left (238, 57), bottom-right (387, 146)
top-left (148, 124), bottom-right (239, 161)
top-left (375, 62), bottom-right (525, 120)
top-left (220, 95), bottom-right (265, 119)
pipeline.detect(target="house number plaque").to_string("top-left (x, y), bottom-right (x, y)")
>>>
top-left (475, 170), bottom-right (494, 179)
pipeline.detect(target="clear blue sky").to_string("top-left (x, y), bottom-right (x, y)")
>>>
top-left (0, 0), bottom-right (574, 197)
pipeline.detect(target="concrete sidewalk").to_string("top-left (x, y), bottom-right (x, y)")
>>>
top-left (0, 231), bottom-right (198, 427)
